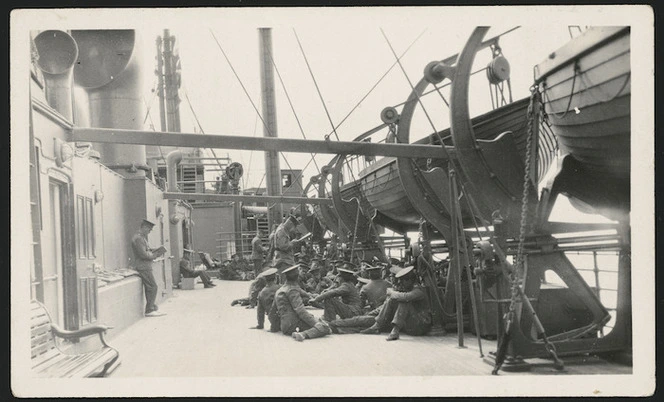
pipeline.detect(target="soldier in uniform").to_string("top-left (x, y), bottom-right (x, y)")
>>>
top-left (131, 219), bottom-right (166, 317)
top-left (307, 263), bottom-right (332, 294)
top-left (273, 216), bottom-right (300, 273)
top-left (251, 230), bottom-right (266, 277)
top-left (250, 268), bottom-right (279, 330)
top-left (265, 224), bottom-right (279, 264)
top-left (356, 276), bottom-right (370, 291)
top-left (309, 262), bottom-right (363, 321)
top-left (271, 264), bottom-right (331, 342)
top-left (359, 264), bottom-right (392, 311)
top-left (180, 249), bottom-right (215, 288)
top-left (360, 266), bottom-right (432, 341)
top-left (230, 275), bottom-right (266, 308)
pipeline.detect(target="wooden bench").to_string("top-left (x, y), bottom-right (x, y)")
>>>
top-left (31, 300), bottom-right (120, 378)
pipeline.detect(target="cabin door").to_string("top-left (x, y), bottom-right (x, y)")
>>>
top-left (42, 180), bottom-right (67, 326)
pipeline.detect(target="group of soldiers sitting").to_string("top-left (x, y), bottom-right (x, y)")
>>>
top-left (232, 255), bottom-right (433, 342)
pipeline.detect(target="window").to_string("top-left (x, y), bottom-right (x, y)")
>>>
top-left (86, 198), bottom-right (95, 257)
top-left (78, 277), bottom-right (98, 325)
top-left (282, 173), bottom-right (292, 188)
top-left (76, 195), bottom-right (95, 259)
top-left (76, 196), bottom-right (86, 258)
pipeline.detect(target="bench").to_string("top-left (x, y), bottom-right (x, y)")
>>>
top-left (31, 300), bottom-right (120, 378)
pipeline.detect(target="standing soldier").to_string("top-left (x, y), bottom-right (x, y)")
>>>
top-left (266, 224), bottom-right (279, 264)
top-left (310, 261), bottom-right (363, 321)
top-left (131, 219), bottom-right (167, 317)
top-left (251, 230), bottom-right (266, 277)
top-left (324, 235), bottom-right (338, 261)
top-left (273, 215), bottom-right (300, 273)
top-left (272, 264), bottom-right (331, 341)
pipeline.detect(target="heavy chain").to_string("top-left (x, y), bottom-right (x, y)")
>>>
top-left (504, 85), bottom-right (538, 327)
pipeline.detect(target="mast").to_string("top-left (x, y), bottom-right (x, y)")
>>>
top-left (156, 36), bottom-right (167, 132)
top-left (259, 28), bottom-right (283, 228)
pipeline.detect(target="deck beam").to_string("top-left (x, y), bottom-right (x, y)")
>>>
top-left (70, 127), bottom-right (450, 159)
top-left (162, 192), bottom-right (333, 205)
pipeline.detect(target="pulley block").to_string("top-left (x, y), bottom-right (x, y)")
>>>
top-left (486, 55), bottom-right (511, 84)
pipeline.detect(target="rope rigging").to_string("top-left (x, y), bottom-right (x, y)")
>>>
top-left (266, 46), bottom-right (321, 173)
top-left (322, 28), bottom-right (428, 141)
top-left (380, 28), bottom-right (444, 150)
top-left (293, 29), bottom-right (341, 142)
top-left (209, 29), bottom-right (303, 190)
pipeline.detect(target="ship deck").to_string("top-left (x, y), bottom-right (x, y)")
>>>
top-left (108, 280), bottom-right (630, 382)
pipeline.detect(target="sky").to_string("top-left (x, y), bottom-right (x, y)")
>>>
top-left (133, 10), bottom-right (576, 193)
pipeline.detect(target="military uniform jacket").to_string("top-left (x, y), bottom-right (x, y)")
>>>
top-left (274, 282), bottom-right (317, 334)
top-left (389, 285), bottom-right (432, 325)
top-left (249, 277), bottom-right (267, 304)
top-left (257, 282), bottom-right (280, 327)
top-left (131, 233), bottom-right (156, 271)
top-left (251, 236), bottom-right (265, 260)
top-left (360, 279), bottom-right (392, 310)
top-left (273, 225), bottom-right (295, 266)
top-left (316, 281), bottom-right (363, 312)
top-left (179, 259), bottom-right (198, 278)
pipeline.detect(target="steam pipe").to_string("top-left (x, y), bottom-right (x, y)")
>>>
top-left (166, 150), bottom-right (183, 192)
top-left (33, 30), bottom-right (79, 121)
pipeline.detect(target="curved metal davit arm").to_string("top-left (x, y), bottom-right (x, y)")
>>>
top-left (448, 27), bottom-right (529, 224)
top-left (396, 79), bottom-right (454, 241)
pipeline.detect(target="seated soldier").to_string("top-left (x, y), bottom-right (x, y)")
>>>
top-left (359, 264), bottom-right (392, 311)
top-left (386, 265), bottom-right (402, 286)
top-left (309, 261), bottom-right (363, 321)
top-left (230, 275), bottom-right (266, 308)
top-left (356, 276), bottom-right (370, 291)
top-left (250, 268), bottom-right (279, 330)
top-left (272, 264), bottom-right (331, 342)
top-left (327, 273), bottom-right (403, 334)
top-left (296, 257), bottom-right (312, 290)
top-left (220, 259), bottom-right (241, 281)
top-left (180, 249), bottom-right (216, 288)
top-left (359, 266), bottom-right (432, 341)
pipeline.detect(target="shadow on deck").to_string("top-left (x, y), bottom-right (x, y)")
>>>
top-left (108, 280), bottom-right (631, 378)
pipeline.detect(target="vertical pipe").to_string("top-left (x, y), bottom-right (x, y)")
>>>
top-left (72, 30), bottom-right (146, 177)
top-left (593, 251), bottom-right (604, 336)
top-left (259, 28), bottom-right (283, 229)
top-left (454, 186), bottom-right (483, 356)
top-left (449, 166), bottom-right (465, 347)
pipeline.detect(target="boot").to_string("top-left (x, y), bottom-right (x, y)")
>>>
top-left (360, 323), bottom-right (380, 335)
top-left (386, 326), bottom-right (400, 341)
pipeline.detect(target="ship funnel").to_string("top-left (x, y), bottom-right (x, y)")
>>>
top-left (33, 30), bottom-right (79, 121)
top-left (71, 29), bottom-right (147, 177)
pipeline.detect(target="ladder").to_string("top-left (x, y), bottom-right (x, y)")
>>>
top-left (181, 165), bottom-right (197, 193)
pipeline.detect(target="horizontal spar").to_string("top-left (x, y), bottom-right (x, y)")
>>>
top-left (163, 192), bottom-right (334, 205)
top-left (70, 127), bottom-right (450, 159)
